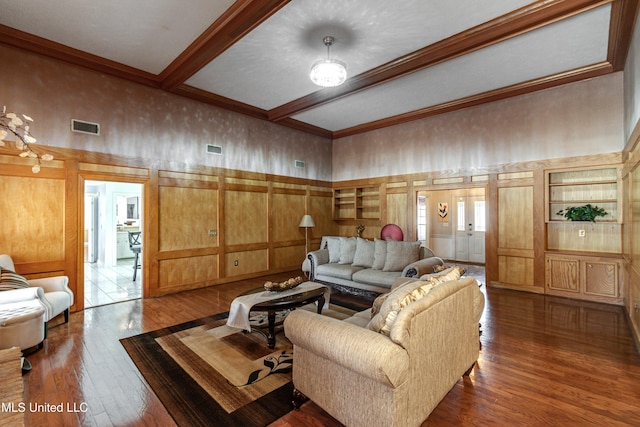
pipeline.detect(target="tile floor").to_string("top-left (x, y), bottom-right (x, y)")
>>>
top-left (84, 259), bottom-right (142, 308)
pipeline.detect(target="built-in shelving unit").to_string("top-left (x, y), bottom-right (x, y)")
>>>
top-left (544, 166), bottom-right (624, 305)
top-left (333, 185), bottom-right (380, 221)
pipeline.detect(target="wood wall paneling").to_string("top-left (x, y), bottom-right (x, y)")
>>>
top-left (225, 249), bottom-right (268, 277)
top-left (497, 185), bottom-right (536, 290)
top-left (271, 192), bottom-right (305, 243)
top-left (158, 255), bottom-right (218, 291)
top-left (158, 186), bottom-right (219, 251)
top-left (0, 175), bottom-right (65, 262)
top-left (224, 190), bottom-right (268, 246)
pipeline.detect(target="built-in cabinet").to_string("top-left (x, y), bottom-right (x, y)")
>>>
top-left (545, 253), bottom-right (624, 304)
top-left (333, 185), bottom-right (380, 221)
top-left (545, 166), bottom-right (624, 305)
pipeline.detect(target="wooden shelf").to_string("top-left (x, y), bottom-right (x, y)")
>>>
top-left (333, 185), bottom-right (380, 221)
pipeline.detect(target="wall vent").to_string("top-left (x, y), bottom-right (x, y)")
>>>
top-left (71, 119), bottom-right (100, 135)
top-left (206, 144), bottom-right (222, 155)
top-left (294, 160), bottom-right (305, 168)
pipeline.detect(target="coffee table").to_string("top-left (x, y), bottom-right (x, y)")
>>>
top-left (235, 285), bottom-right (326, 349)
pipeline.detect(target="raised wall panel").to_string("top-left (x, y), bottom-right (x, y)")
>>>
top-left (158, 255), bottom-right (218, 290)
top-left (272, 193), bottom-right (305, 242)
top-left (309, 193), bottom-right (334, 246)
top-left (225, 190), bottom-right (268, 245)
top-left (498, 256), bottom-right (534, 287)
top-left (0, 176), bottom-right (65, 262)
top-left (159, 186), bottom-right (218, 251)
top-left (498, 186), bottom-right (533, 250)
top-left (386, 192), bottom-right (408, 235)
top-left (225, 249), bottom-right (268, 277)
top-left (273, 245), bottom-right (304, 270)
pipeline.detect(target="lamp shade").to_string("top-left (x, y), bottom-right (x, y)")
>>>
top-left (299, 214), bottom-right (315, 228)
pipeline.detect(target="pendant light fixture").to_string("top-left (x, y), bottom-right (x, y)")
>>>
top-left (309, 36), bottom-right (347, 88)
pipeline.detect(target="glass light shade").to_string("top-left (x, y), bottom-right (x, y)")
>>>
top-left (309, 59), bottom-right (347, 87)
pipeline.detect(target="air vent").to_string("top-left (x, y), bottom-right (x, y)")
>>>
top-left (206, 144), bottom-right (222, 155)
top-left (71, 119), bottom-right (100, 135)
top-left (294, 160), bottom-right (305, 168)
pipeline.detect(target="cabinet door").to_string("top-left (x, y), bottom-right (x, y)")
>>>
top-left (546, 257), bottom-right (580, 294)
top-left (583, 261), bottom-right (618, 298)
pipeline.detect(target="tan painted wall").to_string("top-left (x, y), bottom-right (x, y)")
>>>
top-left (333, 73), bottom-right (624, 182)
top-left (0, 44), bottom-right (333, 181)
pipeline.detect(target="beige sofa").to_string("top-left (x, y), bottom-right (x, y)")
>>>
top-left (308, 236), bottom-right (444, 295)
top-left (284, 272), bottom-right (484, 427)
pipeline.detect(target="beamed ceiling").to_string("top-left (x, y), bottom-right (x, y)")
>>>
top-left (0, 0), bottom-right (638, 139)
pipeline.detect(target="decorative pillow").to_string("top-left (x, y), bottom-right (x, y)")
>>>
top-left (326, 237), bottom-right (341, 263)
top-left (420, 265), bottom-right (466, 280)
top-left (367, 266), bottom-right (465, 335)
top-left (367, 278), bottom-right (437, 335)
top-left (352, 237), bottom-right (375, 268)
top-left (0, 267), bottom-right (30, 291)
top-left (370, 292), bottom-right (389, 317)
top-left (339, 237), bottom-right (357, 264)
top-left (372, 238), bottom-right (387, 270)
top-left (382, 240), bottom-right (420, 272)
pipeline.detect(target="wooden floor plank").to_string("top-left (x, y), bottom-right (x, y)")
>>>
top-left (16, 271), bottom-right (640, 426)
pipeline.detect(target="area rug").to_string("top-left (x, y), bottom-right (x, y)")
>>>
top-left (121, 304), bottom-right (356, 427)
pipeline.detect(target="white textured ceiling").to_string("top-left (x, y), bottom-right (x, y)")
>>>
top-left (0, 0), bottom-right (635, 138)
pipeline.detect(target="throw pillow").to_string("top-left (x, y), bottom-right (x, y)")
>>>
top-left (0, 267), bottom-right (30, 291)
top-left (326, 237), bottom-right (341, 263)
top-left (352, 237), bottom-right (375, 268)
top-left (371, 238), bottom-right (387, 270)
top-left (382, 240), bottom-right (420, 272)
top-left (370, 292), bottom-right (389, 317)
top-left (339, 237), bottom-right (357, 264)
top-left (367, 266), bottom-right (465, 336)
top-left (367, 278), bottom-right (436, 335)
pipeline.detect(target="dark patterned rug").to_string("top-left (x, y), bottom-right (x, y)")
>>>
top-left (121, 303), bottom-right (357, 427)
top-left (120, 312), bottom-right (295, 427)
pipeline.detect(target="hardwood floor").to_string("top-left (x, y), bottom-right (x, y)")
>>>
top-left (16, 271), bottom-right (640, 426)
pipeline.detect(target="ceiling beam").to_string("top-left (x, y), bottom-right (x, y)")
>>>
top-left (267, 0), bottom-right (613, 122)
top-left (608, 0), bottom-right (640, 70)
top-left (333, 62), bottom-right (613, 139)
top-left (159, 0), bottom-right (291, 91)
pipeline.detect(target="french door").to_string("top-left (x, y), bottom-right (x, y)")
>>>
top-left (454, 195), bottom-right (486, 263)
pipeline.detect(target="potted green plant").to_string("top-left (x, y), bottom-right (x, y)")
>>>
top-left (556, 204), bottom-right (608, 222)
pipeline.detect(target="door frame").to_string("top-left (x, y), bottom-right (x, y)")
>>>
top-left (77, 173), bottom-right (148, 311)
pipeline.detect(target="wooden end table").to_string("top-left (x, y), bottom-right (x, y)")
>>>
top-left (238, 285), bottom-right (326, 349)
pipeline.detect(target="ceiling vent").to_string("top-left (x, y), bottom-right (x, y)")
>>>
top-left (294, 160), bottom-right (305, 168)
top-left (71, 119), bottom-right (100, 135)
top-left (206, 144), bottom-right (222, 155)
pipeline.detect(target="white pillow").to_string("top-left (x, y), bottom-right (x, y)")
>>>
top-left (372, 238), bottom-right (387, 270)
top-left (326, 237), bottom-right (341, 263)
top-left (339, 237), bottom-right (357, 264)
top-left (383, 240), bottom-right (420, 272)
top-left (352, 237), bottom-right (375, 268)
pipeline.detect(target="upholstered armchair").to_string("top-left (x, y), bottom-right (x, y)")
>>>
top-left (284, 275), bottom-right (484, 427)
top-left (0, 254), bottom-right (73, 331)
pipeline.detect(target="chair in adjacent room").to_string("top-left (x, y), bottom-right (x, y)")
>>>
top-left (128, 231), bottom-right (142, 281)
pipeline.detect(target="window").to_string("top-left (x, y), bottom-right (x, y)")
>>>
top-left (474, 201), bottom-right (486, 232)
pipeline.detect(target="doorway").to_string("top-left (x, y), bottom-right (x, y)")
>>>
top-left (84, 180), bottom-right (143, 308)
top-left (416, 187), bottom-right (486, 263)
top-left (453, 192), bottom-right (486, 263)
